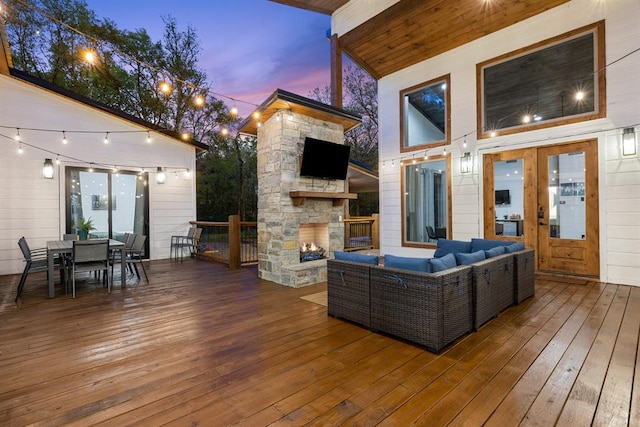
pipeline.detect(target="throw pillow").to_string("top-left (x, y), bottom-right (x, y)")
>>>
top-left (504, 242), bottom-right (526, 253)
top-left (485, 245), bottom-right (506, 258)
top-left (384, 254), bottom-right (431, 273)
top-left (433, 239), bottom-right (472, 258)
top-left (334, 251), bottom-right (379, 265)
top-left (470, 238), bottom-right (513, 252)
top-left (456, 250), bottom-right (487, 265)
top-left (431, 252), bottom-right (457, 272)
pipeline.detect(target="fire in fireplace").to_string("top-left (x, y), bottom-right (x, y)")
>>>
top-left (300, 242), bottom-right (325, 262)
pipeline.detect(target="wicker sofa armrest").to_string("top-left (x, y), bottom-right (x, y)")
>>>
top-left (327, 259), bottom-right (372, 328)
top-left (369, 264), bottom-right (473, 353)
top-left (469, 252), bottom-right (515, 330)
top-left (513, 248), bottom-right (535, 304)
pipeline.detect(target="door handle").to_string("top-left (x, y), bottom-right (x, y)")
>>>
top-left (539, 221), bottom-right (546, 226)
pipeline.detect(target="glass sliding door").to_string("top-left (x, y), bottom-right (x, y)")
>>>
top-left (66, 167), bottom-right (148, 245)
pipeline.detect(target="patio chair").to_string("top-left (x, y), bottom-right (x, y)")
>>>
top-left (71, 240), bottom-right (110, 298)
top-left (15, 237), bottom-right (65, 303)
top-left (170, 227), bottom-right (196, 260)
top-left (125, 234), bottom-right (148, 281)
top-left (426, 226), bottom-right (437, 242)
top-left (109, 232), bottom-right (137, 278)
top-left (174, 228), bottom-right (202, 261)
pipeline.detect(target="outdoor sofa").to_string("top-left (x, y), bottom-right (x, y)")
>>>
top-left (326, 238), bottom-right (535, 352)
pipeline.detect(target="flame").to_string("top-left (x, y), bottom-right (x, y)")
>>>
top-left (300, 242), bottom-right (319, 252)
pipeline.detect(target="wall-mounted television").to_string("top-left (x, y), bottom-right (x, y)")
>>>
top-left (495, 189), bottom-right (511, 205)
top-left (299, 137), bottom-right (351, 180)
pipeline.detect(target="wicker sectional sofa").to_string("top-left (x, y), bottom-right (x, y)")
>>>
top-left (326, 239), bottom-right (535, 353)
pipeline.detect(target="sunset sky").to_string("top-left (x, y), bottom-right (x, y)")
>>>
top-left (86, 0), bottom-right (332, 116)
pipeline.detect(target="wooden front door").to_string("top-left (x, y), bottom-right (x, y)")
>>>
top-left (483, 139), bottom-right (599, 278)
top-left (536, 139), bottom-right (599, 277)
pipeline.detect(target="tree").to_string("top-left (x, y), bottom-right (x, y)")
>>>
top-left (309, 63), bottom-right (379, 216)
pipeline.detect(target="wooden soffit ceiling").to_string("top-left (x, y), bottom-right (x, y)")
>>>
top-left (269, 0), bottom-right (348, 15)
top-left (274, 0), bottom-right (572, 79)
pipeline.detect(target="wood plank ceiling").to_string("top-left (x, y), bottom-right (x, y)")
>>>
top-left (271, 0), bottom-right (571, 79)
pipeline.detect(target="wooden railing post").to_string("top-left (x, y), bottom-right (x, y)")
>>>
top-left (229, 215), bottom-right (241, 270)
top-left (372, 213), bottom-right (380, 249)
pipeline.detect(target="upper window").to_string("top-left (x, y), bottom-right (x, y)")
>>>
top-left (478, 21), bottom-right (605, 138)
top-left (400, 75), bottom-right (450, 151)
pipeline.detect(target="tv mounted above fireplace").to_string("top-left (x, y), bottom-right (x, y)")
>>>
top-left (300, 137), bottom-right (351, 180)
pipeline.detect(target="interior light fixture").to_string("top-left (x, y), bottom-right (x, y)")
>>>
top-left (43, 158), bottom-right (54, 179)
top-left (622, 127), bottom-right (637, 156)
top-left (460, 152), bottom-right (472, 174)
top-left (156, 167), bottom-right (166, 184)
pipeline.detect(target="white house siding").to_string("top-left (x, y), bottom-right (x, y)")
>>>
top-left (338, 0), bottom-right (640, 286)
top-left (0, 74), bottom-right (197, 275)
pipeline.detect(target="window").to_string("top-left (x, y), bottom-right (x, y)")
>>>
top-left (400, 75), bottom-right (450, 151)
top-left (494, 159), bottom-right (524, 237)
top-left (478, 21), bottom-right (605, 138)
top-left (401, 156), bottom-right (451, 247)
top-left (66, 167), bottom-right (149, 244)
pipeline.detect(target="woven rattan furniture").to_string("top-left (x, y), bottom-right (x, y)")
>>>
top-left (327, 259), bottom-right (372, 328)
top-left (470, 252), bottom-right (515, 330)
top-left (369, 264), bottom-right (473, 353)
top-left (513, 249), bottom-right (535, 304)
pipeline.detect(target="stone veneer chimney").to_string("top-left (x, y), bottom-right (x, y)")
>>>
top-left (256, 111), bottom-right (347, 287)
top-left (239, 89), bottom-right (361, 288)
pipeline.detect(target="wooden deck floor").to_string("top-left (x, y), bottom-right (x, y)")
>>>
top-left (1, 259), bottom-right (639, 426)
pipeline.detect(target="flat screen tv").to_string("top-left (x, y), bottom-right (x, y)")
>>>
top-left (299, 137), bottom-right (351, 180)
top-left (495, 189), bottom-right (511, 205)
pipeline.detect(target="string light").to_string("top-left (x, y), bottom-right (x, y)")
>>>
top-left (252, 111), bottom-right (260, 120)
top-left (14, 128), bottom-right (20, 141)
top-left (146, 131), bottom-right (152, 143)
top-left (103, 132), bottom-right (109, 144)
top-left (221, 127), bottom-right (229, 136)
top-left (159, 81), bottom-right (172, 95)
top-left (62, 131), bottom-right (68, 144)
top-left (17, 142), bottom-right (24, 154)
top-left (193, 94), bottom-right (205, 107)
top-left (230, 104), bottom-right (238, 115)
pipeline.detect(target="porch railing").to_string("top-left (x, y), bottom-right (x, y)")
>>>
top-left (190, 215), bottom-right (257, 269)
top-left (344, 214), bottom-right (379, 252)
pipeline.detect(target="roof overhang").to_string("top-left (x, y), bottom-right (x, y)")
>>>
top-left (269, 0), bottom-right (348, 15)
top-left (238, 88), bottom-right (361, 135)
top-left (273, 0), bottom-right (571, 79)
top-left (7, 68), bottom-right (209, 152)
top-left (347, 160), bottom-right (378, 193)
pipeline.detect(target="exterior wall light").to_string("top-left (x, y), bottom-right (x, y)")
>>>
top-left (43, 158), bottom-right (54, 179)
top-left (460, 152), bottom-right (472, 174)
top-left (622, 127), bottom-right (636, 156)
top-left (156, 167), bottom-right (166, 184)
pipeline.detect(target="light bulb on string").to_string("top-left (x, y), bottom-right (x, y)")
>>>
top-left (14, 128), bottom-right (20, 141)
top-left (194, 94), bottom-right (205, 107)
top-left (17, 142), bottom-right (24, 154)
top-left (184, 168), bottom-right (191, 178)
top-left (55, 155), bottom-right (60, 165)
top-left (257, 121), bottom-right (262, 128)
top-left (253, 111), bottom-right (260, 120)
top-left (230, 104), bottom-right (238, 115)
top-left (83, 49), bottom-right (97, 65)
top-left (62, 131), bottom-right (68, 144)
top-left (463, 136), bottom-right (467, 148)
top-left (146, 131), bottom-right (152, 143)
top-left (181, 132), bottom-right (191, 141)
top-left (221, 127), bottom-right (229, 136)
top-left (159, 80), bottom-right (172, 95)
top-left (103, 132), bottom-right (109, 144)
top-left (88, 163), bottom-right (94, 172)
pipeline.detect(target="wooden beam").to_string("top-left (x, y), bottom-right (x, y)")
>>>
top-left (330, 34), bottom-right (343, 109)
top-left (289, 191), bottom-right (357, 207)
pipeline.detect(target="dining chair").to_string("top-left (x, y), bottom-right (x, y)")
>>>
top-left (125, 234), bottom-right (148, 281)
top-left (71, 239), bottom-right (110, 298)
top-left (15, 237), bottom-right (65, 303)
top-left (109, 232), bottom-right (137, 278)
top-left (170, 227), bottom-right (196, 260)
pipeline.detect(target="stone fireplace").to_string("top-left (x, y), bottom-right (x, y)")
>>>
top-left (245, 89), bottom-right (361, 287)
top-left (299, 223), bottom-right (328, 262)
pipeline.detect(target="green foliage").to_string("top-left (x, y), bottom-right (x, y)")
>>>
top-left (75, 216), bottom-right (96, 232)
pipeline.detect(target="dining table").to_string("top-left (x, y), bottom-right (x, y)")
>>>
top-left (46, 239), bottom-right (126, 298)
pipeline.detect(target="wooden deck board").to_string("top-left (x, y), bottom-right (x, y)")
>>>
top-left (1, 259), bottom-right (639, 426)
